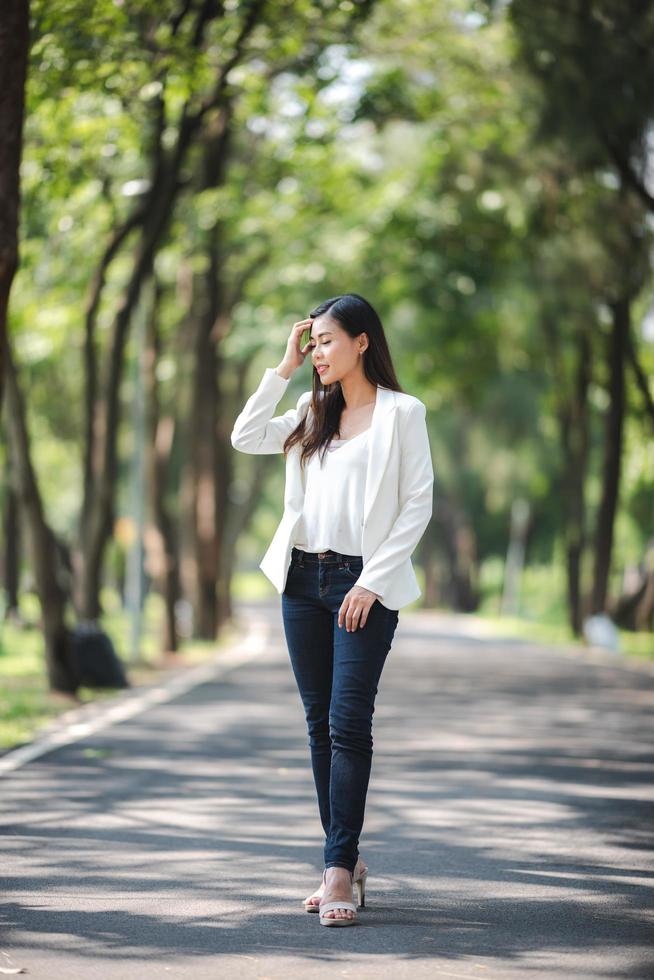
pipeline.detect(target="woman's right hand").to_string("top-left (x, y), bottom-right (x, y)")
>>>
top-left (277, 318), bottom-right (314, 376)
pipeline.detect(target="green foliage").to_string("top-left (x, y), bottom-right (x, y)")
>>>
top-left (507, 0), bottom-right (654, 182)
top-left (3, 0), bottom-right (653, 671)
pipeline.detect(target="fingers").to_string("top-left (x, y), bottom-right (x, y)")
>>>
top-left (349, 605), bottom-right (363, 631)
top-left (338, 594), bottom-right (373, 631)
top-left (347, 605), bottom-right (362, 631)
top-left (292, 318), bottom-right (314, 357)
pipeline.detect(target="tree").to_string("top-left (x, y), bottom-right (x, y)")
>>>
top-left (0, 0), bottom-right (30, 411)
top-left (507, 0), bottom-right (654, 617)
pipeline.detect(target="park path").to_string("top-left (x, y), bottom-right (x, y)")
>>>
top-left (1, 599), bottom-right (653, 980)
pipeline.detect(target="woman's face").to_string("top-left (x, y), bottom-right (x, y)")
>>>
top-left (309, 316), bottom-right (366, 384)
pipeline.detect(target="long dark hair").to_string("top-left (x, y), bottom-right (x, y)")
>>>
top-left (283, 292), bottom-right (403, 467)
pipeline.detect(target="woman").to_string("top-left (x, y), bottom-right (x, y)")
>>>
top-left (230, 293), bottom-right (434, 926)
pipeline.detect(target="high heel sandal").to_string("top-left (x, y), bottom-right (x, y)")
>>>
top-left (303, 868), bottom-right (327, 913)
top-left (318, 863), bottom-right (368, 927)
top-left (353, 860), bottom-right (368, 909)
top-left (303, 859), bottom-right (368, 914)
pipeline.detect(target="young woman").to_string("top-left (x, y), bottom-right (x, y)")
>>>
top-left (230, 293), bottom-right (434, 926)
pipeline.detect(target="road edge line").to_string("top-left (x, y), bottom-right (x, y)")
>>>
top-left (0, 615), bottom-right (269, 777)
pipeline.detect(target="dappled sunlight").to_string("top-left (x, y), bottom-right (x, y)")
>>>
top-left (2, 603), bottom-right (653, 977)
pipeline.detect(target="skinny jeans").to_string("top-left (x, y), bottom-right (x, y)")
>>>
top-left (281, 546), bottom-right (399, 873)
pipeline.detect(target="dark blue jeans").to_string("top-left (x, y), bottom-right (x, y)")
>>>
top-left (281, 546), bottom-right (399, 874)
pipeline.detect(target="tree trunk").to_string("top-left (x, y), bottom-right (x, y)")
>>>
top-left (78, 194), bottom-right (173, 620)
top-left (218, 451), bottom-right (277, 624)
top-left (539, 306), bottom-right (593, 636)
top-left (0, 0), bottom-right (29, 412)
top-left (143, 279), bottom-right (181, 654)
top-left (4, 342), bottom-right (76, 692)
top-left (635, 569), bottom-right (654, 631)
top-left (438, 496), bottom-right (479, 612)
top-left (591, 296), bottom-right (629, 614)
top-left (188, 251), bottom-right (222, 640)
top-left (182, 111), bottom-right (234, 639)
top-left (217, 360), bottom-right (262, 623)
top-left (414, 513), bottom-right (440, 608)
top-left (2, 458), bottom-right (21, 618)
top-left (560, 327), bottom-right (592, 634)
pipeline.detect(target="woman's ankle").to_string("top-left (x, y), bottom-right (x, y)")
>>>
top-left (325, 865), bottom-right (354, 880)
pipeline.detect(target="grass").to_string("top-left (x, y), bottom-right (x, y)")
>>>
top-left (476, 557), bottom-right (654, 661)
top-left (1, 563), bottom-right (652, 753)
top-left (0, 588), bottom-right (241, 753)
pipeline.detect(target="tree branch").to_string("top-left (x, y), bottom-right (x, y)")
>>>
top-left (600, 130), bottom-right (654, 214)
top-left (626, 324), bottom-right (654, 433)
top-left (84, 202), bottom-right (148, 335)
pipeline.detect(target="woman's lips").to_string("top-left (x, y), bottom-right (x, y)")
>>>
top-left (316, 365), bottom-right (329, 374)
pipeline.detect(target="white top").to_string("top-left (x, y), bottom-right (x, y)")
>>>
top-left (292, 428), bottom-right (370, 555)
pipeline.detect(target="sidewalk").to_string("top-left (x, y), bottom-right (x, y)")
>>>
top-left (1, 599), bottom-right (653, 979)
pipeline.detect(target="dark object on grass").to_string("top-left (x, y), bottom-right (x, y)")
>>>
top-left (67, 623), bottom-right (130, 690)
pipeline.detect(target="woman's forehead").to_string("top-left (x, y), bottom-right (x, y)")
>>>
top-left (311, 316), bottom-right (338, 339)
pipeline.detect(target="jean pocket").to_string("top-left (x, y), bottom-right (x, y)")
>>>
top-left (284, 556), bottom-right (299, 589)
top-left (342, 559), bottom-right (364, 581)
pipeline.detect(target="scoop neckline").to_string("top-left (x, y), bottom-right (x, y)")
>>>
top-left (329, 426), bottom-right (371, 446)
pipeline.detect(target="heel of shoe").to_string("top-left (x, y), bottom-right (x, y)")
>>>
top-left (354, 870), bottom-right (367, 908)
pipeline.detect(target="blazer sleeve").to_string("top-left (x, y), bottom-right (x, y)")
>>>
top-left (230, 367), bottom-right (312, 454)
top-left (354, 400), bottom-right (434, 601)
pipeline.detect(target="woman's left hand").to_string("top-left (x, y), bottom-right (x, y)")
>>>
top-left (338, 586), bottom-right (381, 631)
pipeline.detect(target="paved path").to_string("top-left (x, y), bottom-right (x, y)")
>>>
top-left (1, 600), bottom-right (653, 979)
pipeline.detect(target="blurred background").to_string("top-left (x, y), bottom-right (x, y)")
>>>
top-left (1, 0), bottom-right (653, 748)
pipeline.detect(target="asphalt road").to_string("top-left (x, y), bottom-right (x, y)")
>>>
top-left (1, 599), bottom-right (653, 979)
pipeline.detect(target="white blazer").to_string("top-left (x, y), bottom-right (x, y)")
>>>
top-left (230, 367), bottom-right (434, 610)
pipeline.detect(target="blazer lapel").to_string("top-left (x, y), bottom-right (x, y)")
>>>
top-left (363, 385), bottom-right (397, 524)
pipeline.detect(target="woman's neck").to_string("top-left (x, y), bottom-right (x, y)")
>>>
top-left (339, 371), bottom-right (377, 410)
